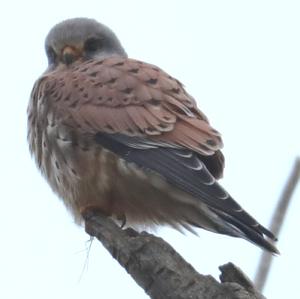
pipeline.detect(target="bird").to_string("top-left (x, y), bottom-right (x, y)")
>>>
top-left (27, 17), bottom-right (278, 254)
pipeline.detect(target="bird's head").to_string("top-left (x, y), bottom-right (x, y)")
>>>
top-left (45, 18), bottom-right (127, 68)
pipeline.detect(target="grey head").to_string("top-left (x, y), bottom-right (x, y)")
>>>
top-left (45, 18), bottom-right (127, 68)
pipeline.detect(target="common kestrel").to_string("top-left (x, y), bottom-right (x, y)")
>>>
top-left (27, 18), bottom-right (278, 253)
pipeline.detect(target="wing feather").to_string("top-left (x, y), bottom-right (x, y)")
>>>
top-left (40, 56), bottom-right (224, 177)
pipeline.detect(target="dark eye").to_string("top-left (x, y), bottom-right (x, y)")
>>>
top-left (84, 38), bottom-right (103, 52)
top-left (46, 46), bottom-right (57, 64)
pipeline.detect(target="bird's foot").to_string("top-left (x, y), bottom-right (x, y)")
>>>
top-left (80, 204), bottom-right (111, 221)
top-left (116, 214), bottom-right (127, 229)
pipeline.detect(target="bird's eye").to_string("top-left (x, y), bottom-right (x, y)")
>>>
top-left (46, 46), bottom-right (57, 64)
top-left (84, 38), bottom-right (103, 52)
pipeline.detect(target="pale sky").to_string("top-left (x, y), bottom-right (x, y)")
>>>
top-left (1, 1), bottom-right (299, 298)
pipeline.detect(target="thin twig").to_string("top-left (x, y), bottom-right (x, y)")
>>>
top-left (254, 157), bottom-right (300, 291)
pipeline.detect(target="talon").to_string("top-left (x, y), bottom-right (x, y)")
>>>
top-left (118, 214), bottom-right (127, 228)
top-left (80, 204), bottom-right (111, 220)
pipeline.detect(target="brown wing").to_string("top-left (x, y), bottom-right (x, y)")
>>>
top-left (38, 56), bottom-right (224, 178)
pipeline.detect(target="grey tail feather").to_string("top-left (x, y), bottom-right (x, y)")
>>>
top-left (214, 210), bottom-right (279, 254)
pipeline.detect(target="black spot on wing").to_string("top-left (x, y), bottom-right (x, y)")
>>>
top-left (198, 150), bottom-right (225, 180)
top-left (94, 133), bottom-right (276, 241)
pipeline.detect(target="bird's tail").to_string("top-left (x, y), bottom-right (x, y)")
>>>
top-left (210, 208), bottom-right (279, 254)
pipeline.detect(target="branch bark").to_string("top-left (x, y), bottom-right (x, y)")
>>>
top-left (83, 211), bottom-right (266, 299)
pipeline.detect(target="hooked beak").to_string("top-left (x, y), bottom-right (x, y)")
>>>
top-left (61, 46), bottom-right (82, 65)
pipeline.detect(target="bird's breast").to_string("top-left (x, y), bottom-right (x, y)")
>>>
top-left (28, 110), bottom-right (185, 227)
top-left (28, 104), bottom-right (118, 222)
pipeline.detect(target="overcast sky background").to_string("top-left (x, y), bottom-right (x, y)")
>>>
top-left (1, 1), bottom-right (299, 298)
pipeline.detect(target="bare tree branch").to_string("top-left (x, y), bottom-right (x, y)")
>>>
top-left (254, 157), bottom-right (300, 291)
top-left (83, 211), bottom-right (266, 299)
